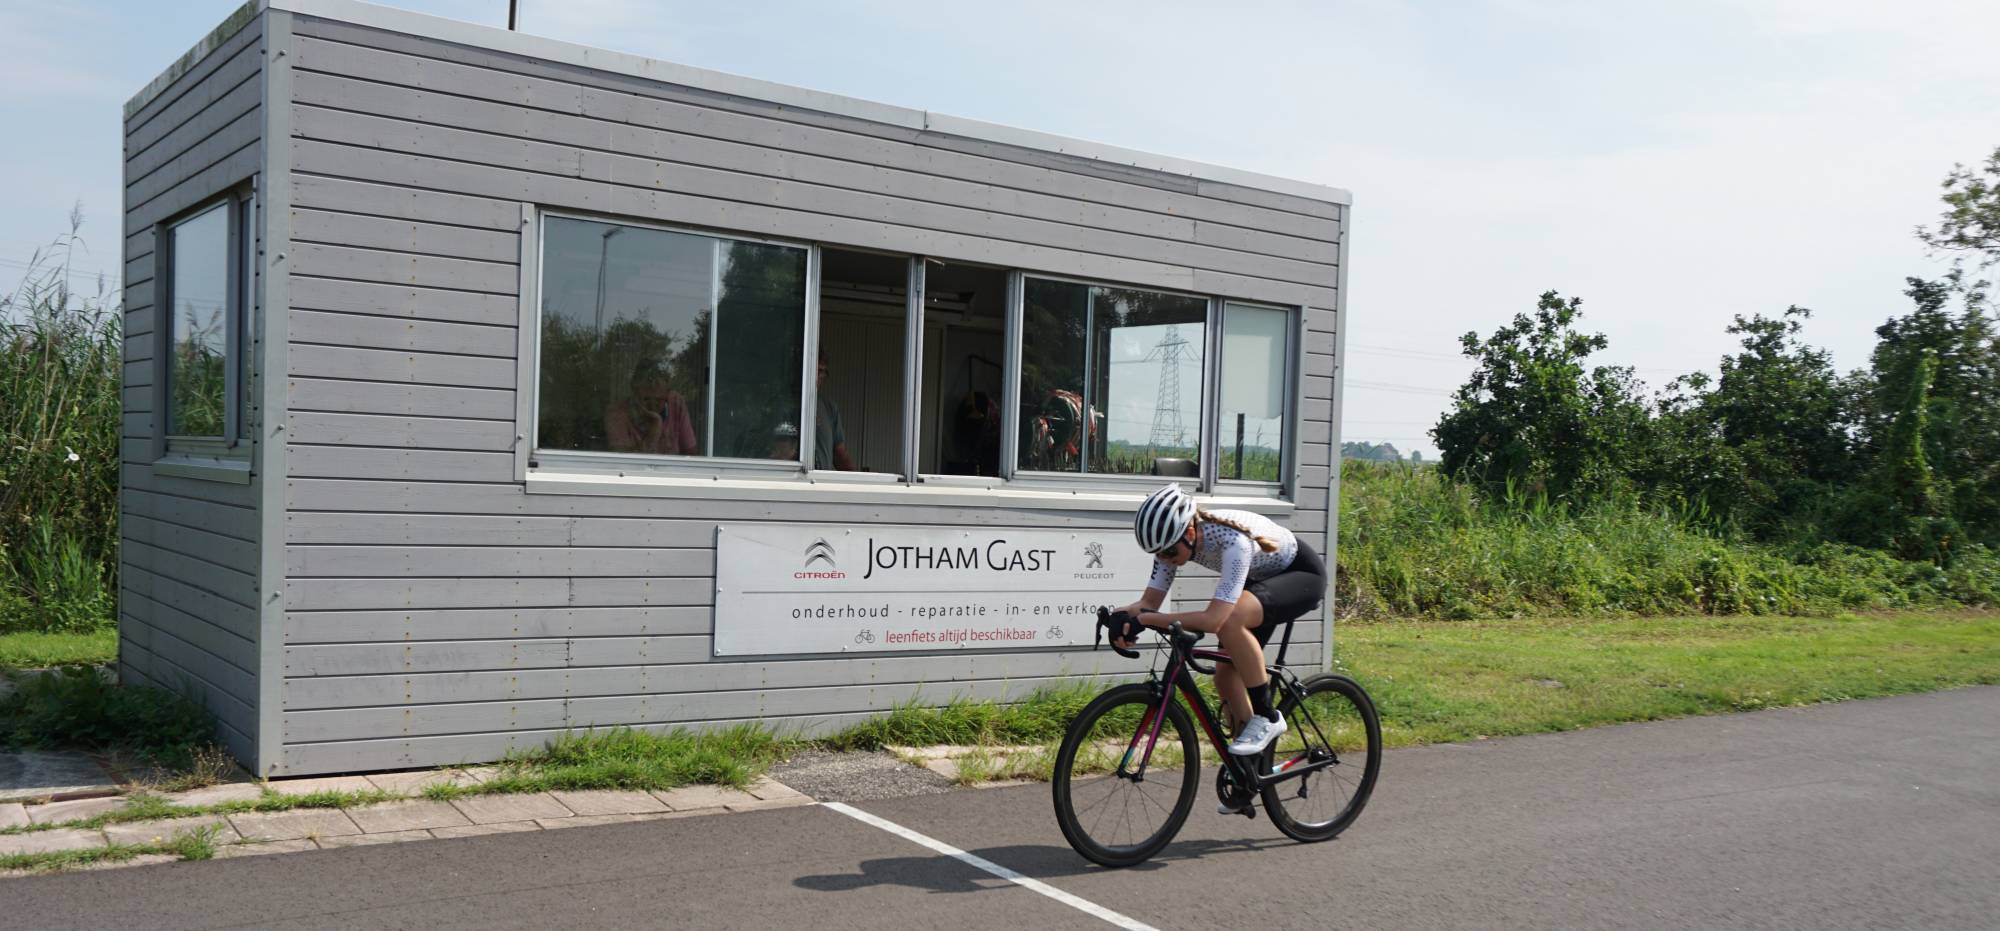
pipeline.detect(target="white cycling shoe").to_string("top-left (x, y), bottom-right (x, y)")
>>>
top-left (1227, 711), bottom-right (1286, 756)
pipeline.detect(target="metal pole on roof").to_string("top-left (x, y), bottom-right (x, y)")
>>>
top-left (508, 1), bottom-right (518, 30)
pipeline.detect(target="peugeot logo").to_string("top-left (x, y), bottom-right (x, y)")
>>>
top-left (1084, 542), bottom-right (1104, 569)
top-left (804, 538), bottom-right (837, 571)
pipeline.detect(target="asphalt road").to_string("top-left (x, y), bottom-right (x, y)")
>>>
top-left (6, 687), bottom-right (1996, 930)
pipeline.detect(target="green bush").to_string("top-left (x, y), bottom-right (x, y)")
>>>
top-left (0, 666), bottom-right (217, 769)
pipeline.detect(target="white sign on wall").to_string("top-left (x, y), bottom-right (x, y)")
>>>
top-left (713, 524), bottom-right (1157, 656)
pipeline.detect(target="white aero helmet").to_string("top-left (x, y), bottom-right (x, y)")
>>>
top-left (1134, 483), bottom-right (1197, 554)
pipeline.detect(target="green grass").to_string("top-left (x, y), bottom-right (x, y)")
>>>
top-left (0, 825), bottom-right (222, 874)
top-left (424, 725), bottom-right (788, 800)
top-left (821, 683), bottom-right (1102, 751)
top-left (1336, 610), bottom-right (2000, 747)
top-left (0, 665), bottom-right (217, 771)
top-left (0, 629), bottom-right (115, 669)
top-left (0, 787), bottom-right (406, 836)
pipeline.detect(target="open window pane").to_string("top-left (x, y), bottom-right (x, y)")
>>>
top-left (1219, 303), bottom-right (1290, 482)
top-left (536, 216), bottom-right (807, 462)
top-left (1018, 278), bottom-right (1206, 475)
top-left (920, 261), bottom-right (1008, 477)
top-left (167, 203), bottom-right (230, 437)
top-left (816, 248), bottom-right (909, 473)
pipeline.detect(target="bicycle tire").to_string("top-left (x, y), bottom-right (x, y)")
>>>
top-left (1261, 673), bottom-right (1381, 843)
top-left (1051, 683), bottom-right (1200, 868)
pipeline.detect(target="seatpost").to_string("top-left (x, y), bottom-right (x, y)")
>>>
top-left (1274, 618), bottom-right (1294, 669)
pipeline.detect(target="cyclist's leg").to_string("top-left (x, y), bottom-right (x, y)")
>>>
top-left (1212, 593), bottom-right (1268, 725)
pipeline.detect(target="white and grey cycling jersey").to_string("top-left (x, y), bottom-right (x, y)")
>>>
top-left (1145, 509), bottom-right (1298, 604)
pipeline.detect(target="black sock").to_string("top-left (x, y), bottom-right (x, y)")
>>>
top-left (1247, 683), bottom-right (1277, 722)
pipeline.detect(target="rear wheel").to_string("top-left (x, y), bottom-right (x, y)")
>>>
top-left (1261, 673), bottom-right (1381, 842)
top-left (1051, 683), bottom-right (1199, 867)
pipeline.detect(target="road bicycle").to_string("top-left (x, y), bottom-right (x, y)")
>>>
top-left (1051, 608), bottom-right (1382, 867)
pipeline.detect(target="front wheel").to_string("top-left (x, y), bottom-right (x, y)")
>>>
top-left (1261, 673), bottom-right (1381, 843)
top-left (1051, 683), bottom-right (1200, 867)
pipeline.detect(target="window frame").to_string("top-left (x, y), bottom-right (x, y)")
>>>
top-left (523, 208), bottom-right (820, 480)
top-left (1208, 299), bottom-right (1300, 499)
top-left (516, 206), bottom-right (1306, 509)
top-left (154, 186), bottom-right (254, 477)
top-left (1007, 272), bottom-right (1219, 489)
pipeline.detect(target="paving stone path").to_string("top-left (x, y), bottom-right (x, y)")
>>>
top-left (0, 768), bottom-right (813, 874)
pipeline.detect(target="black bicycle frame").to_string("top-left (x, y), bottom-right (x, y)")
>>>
top-left (1117, 635), bottom-right (1338, 791)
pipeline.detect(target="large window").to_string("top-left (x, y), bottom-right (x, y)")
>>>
top-left (164, 194), bottom-right (250, 445)
top-left (1018, 278), bottom-right (1208, 476)
top-left (1217, 302), bottom-right (1292, 482)
top-left (536, 216), bottom-right (808, 463)
top-left (526, 212), bottom-right (1303, 494)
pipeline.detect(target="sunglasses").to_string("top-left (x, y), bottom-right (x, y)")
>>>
top-left (1155, 538), bottom-right (1191, 559)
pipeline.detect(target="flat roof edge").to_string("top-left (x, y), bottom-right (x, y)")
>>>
top-left (212, 0), bottom-right (1347, 206)
top-left (125, 1), bottom-right (267, 122)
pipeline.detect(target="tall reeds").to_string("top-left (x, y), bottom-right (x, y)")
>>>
top-left (1, 220), bottom-right (121, 633)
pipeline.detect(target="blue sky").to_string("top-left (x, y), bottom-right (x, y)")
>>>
top-left (4, 0), bottom-right (1995, 457)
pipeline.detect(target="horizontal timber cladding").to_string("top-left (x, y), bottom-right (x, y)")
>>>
top-left (119, 9), bottom-right (267, 766)
top-left (273, 11), bottom-right (1342, 773)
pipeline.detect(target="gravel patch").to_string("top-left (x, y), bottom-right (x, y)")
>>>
top-left (768, 749), bottom-right (953, 802)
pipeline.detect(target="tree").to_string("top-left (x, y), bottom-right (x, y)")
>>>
top-left (1858, 275), bottom-right (2000, 549)
top-left (1432, 291), bottom-right (1650, 503)
top-left (1644, 307), bottom-right (1857, 538)
top-left (1918, 146), bottom-right (2000, 268)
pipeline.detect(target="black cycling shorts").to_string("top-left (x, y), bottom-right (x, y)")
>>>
top-left (1245, 540), bottom-right (1326, 647)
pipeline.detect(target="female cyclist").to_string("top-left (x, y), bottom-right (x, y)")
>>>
top-left (1112, 484), bottom-right (1328, 795)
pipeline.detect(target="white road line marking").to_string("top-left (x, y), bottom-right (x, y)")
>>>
top-left (822, 802), bottom-right (1159, 931)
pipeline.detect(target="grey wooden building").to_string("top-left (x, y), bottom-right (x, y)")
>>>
top-left (120, 0), bottom-right (1351, 776)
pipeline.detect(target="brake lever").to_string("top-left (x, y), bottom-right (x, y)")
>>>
top-left (1096, 606), bottom-right (1141, 659)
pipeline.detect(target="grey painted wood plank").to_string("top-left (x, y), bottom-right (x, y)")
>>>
top-left (288, 377), bottom-right (515, 419)
top-left (568, 578), bottom-right (713, 607)
top-left (1298, 466), bottom-right (1331, 489)
top-left (1300, 443), bottom-right (1330, 468)
top-left (287, 411), bottom-right (515, 451)
top-left (284, 635), bottom-right (709, 679)
top-left (125, 114), bottom-right (261, 214)
top-left (120, 570), bottom-right (258, 663)
top-left (124, 331), bottom-right (155, 365)
top-left (282, 674), bottom-right (1125, 744)
top-left (284, 647), bottom-right (1146, 709)
top-left (288, 343), bottom-right (514, 389)
top-left (286, 444), bottom-right (517, 482)
top-left (288, 30), bottom-right (1342, 241)
top-left (123, 489), bottom-right (259, 540)
top-left (292, 208), bottom-right (519, 264)
top-left (293, 173), bottom-right (524, 231)
top-left (1297, 487), bottom-right (1328, 512)
top-left (288, 242), bottom-right (519, 295)
top-left (292, 105), bottom-right (1336, 291)
top-left (1301, 420), bottom-right (1330, 445)
top-left (119, 463), bottom-right (259, 508)
top-left (1305, 330), bottom-right (1336, 355)
top-left (123, 591), bottom-right (260, 694)
top-left (1305, 306), bottom-right (1337, 333)
top-left (282, 513), bottom-right (716, 547)
top-left (126, 21), bottom-right (263, 148)
top-left (284, 478), bottom-right (1133, 527)
top-left (1197, 178), bottom-right (1342, 221)
top-left (1301, 398), bottom-right (1333, 423)
top-left (1304, 374), bottom-right (1334, 401)
top-left (283, 605), bottom-right (710, 644)
top-left (124, 142), bottom-right (263, 236)
top-left (123, 384), bottom-right (154, 413)
top-left (121, 539), bottom-right (258, 612)
top-left (289, 70), bottom-right (1339, 274)
top-left (292, 140), bottom-right (1225, 299)
top-left (284, 545), bottom-right (712, 578)
top-left (290, 309), bottom-right (515, 359)
top-left (289, 275), bottom-right (521, 326)
top-left (123, 513), bottom-right (259, 570)
top-left (126, 87), bottom-right (262, 194)
top-left (286, 577), bottom-right (572, 611)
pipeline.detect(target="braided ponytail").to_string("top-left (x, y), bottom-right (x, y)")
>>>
top-left (1195, 509), bottom-right (1279, 553)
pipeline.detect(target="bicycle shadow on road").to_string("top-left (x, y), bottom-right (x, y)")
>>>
top-left (795, 837), bottom-right (1293, 894)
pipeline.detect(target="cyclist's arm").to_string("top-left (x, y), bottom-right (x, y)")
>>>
top-left (1135, 536), bottom-right (1249, 632)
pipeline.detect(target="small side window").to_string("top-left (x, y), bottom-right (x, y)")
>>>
top-left (161, 190), bottom-right (251, 452)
